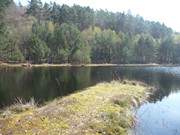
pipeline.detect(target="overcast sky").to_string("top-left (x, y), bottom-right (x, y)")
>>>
top-left (14, 0), bottom-right (180, 32)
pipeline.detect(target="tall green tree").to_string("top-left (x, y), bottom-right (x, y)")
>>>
top-left (173, 43), bottom-right (180, 63)
top-left (89, 28), bottom-right (121, 63)
top-left (135, 34), bottom-right (157, 63)
top-left (26, 0), bottom-right (43, 21)
top-left (0, 0), bottom-right (11, 13)
top-left (158, 38), bottom-right (174, 64)
top-left (26, 34), bottom-right (50, 63)
top-left (0, 0), bottom-right (24, 61)
top-left (118, 34), bottom-right (137, 63)
top-left (53, 23), bottom-right (90, 63)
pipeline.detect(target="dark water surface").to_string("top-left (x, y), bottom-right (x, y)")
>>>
top-left (0, 66), bottom-right (180, 135)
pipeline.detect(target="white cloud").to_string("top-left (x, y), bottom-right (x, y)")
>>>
top-left (14, 0), bottom-right (180, 32)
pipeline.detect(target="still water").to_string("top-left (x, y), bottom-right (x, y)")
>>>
top-left (0, 66), bottom-right (180, 135)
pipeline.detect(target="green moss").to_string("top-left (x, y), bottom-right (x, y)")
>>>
top-left (0, 81), bottom-right (150, 135)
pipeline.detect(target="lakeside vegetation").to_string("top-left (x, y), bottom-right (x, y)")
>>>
top-left (0, 63), bottom-right (161, 67)
top-left (1, 0), bottom-right (180, 64)
top-left (0, 81), bottom-right (150, 135)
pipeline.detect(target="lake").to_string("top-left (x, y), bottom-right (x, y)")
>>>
top-left (0, 66), bottom-right (180, 135)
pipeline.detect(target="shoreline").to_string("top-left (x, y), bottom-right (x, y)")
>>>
top-left (0, 62), bottom-right (178, 68)
top-left (0, 81), bottom-right (152, 135)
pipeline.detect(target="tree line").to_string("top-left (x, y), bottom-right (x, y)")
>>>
top-left (0, 0), bottom-right (180, 64)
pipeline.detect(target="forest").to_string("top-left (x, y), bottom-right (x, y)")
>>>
top-left (1, 0), bottom-right (180, 64)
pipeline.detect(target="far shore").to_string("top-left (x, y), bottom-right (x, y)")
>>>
top-left (0, 62), bottom-right (178, 68)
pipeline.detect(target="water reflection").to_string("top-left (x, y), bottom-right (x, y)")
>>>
top-left (0, 67), bottom-right (92, 107)
top-left (0, 66), bottom-right (180, 107)
top-left (1, 66), bottom-right (180, 134)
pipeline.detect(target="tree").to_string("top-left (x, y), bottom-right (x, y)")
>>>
top-left (88, 28), bottom-right (121, 63)
top-left (26, 0), bottom-right (43, 21)
top-left (26, 34), bottom-right (50, 63)
top-left (71, 44), bottom-right (91, 64)
top-left (158, 38), bottom-right (174, 64)
top-left (0, 0), bottom-right (24, 62)
top-left (32, 21), bottom-right (54, 43)
top-left (72, 5), bottom-right (94, 30)
top-left (135, 34), bottom-right (157, 63)
top-left (173, 43), bottom-right (180, 63)
top-left (172, 34), bottom-right (180, 63)
top-left (0, 26), bottom-right (24, 62)
top-left (0, 0), bottom-right (12, 13)
top-left (118, 33), bottom-right (137, 63)
top-left (42, 2), bottom-right (51, 20)
top-left (53, 23), bottom-right (90, 63)
top-left (50, 2), bottom-right (59, 23)
top-left (0, 0), bottom-right (178, 64)
top-left (95, 10), bottom-right (116, 30)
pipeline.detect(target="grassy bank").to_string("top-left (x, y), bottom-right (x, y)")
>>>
top-left (0, 62), bottom-right (162, 68)
top-left (0, 81), bottom-right (151, 135)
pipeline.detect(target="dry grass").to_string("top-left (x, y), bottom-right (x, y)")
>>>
top-left (0, 81), bottom-right (151, 135)
top-left (0, 62), bottom-right (161, 68)
top-left (0, 98), bottom-right (37, 117)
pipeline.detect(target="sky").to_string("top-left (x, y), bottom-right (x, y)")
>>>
top-left (14, 0), bottom-right (180, 32)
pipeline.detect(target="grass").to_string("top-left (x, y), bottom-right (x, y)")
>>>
top-left (0, 99), bottom-right (34, 119)
top-left (0, 80), bottom-right (151, 135)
